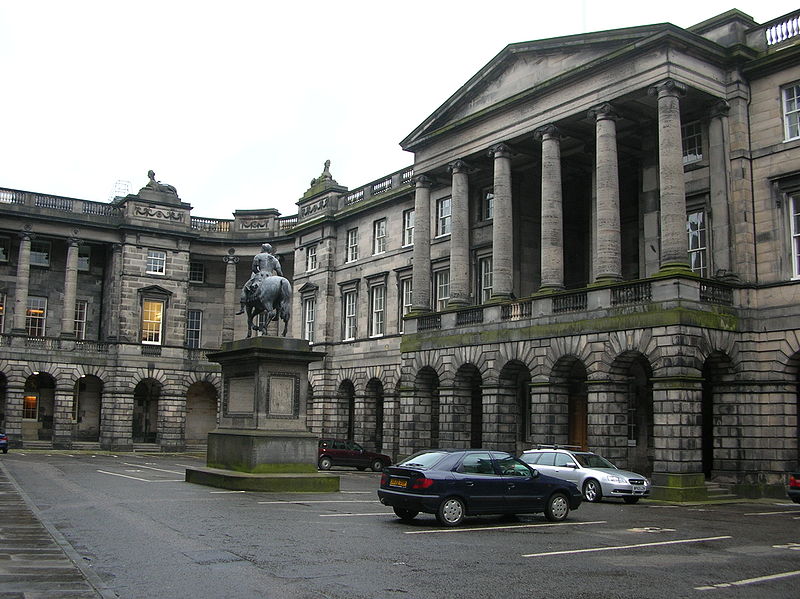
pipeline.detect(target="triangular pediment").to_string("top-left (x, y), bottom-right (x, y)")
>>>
top-left (402, 24), bottom-right (698, 150)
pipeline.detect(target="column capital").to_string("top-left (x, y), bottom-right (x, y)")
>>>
top-left (413, 174), bottom-right (434, 188)
top-left (533, 124), bottom-right (561, 141)
top-left (447, 159), bottom-right (472, 174)
top-left (648, 78), bottom-right (687, 98)
top-left (18, 230), bottom-right (35, 242)
top-left (66, 236), bottom-right (81, 248)
top-left (111, 243), bottom-right (123, 254)
top-left (488, 142), bottom-right (513, 159)
top-left (223, 255), bottom-right (240, 265)
top-left (587, 102), bottom-right (619, 121)
top-left (709, 99), bottom-right (730, 119)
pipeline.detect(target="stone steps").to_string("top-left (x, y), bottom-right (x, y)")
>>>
top-left (705, 480), bottom-right (738, 500)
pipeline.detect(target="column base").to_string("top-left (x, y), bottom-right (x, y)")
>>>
top-left (650, 472), bottom-right (708, 502)
top-left (656, 263), bottom-right (695, 277)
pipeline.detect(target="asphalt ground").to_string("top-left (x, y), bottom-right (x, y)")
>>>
top-left (2, 451), bottom-right (800, 599)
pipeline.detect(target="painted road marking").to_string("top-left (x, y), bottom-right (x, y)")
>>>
top-left (406, 520), bottom-right (607, 535)
top-left (210, 490), bottom-right (246, 494)
top-left (97, 470), bottom-right (183, 482)
top-left (695, 569), bottom-right (800, 590)
top-left (743, 509), bottom-right (800, 516)
top-left (320, 512), bottom-right (392, 517)
top-left (257, 499), bottom-right (380, 505)
top-left (522, 535), bottom-right (731, 557)
top-left (122, 462), bottom-right (183, 474)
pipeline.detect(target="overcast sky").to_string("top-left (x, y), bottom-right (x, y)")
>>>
top-left (1, 1), bottom-right (796, 219)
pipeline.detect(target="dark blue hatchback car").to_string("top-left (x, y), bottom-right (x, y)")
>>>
top-left (378, 449), bottom-right (582, 526)
top-left (0, 431), bottom-right (8, 454)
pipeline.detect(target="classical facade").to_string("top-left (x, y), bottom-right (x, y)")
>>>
top-left (2, 9), bottom-right (800, 498)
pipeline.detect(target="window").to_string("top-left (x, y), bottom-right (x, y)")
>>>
top-left (687, 209), bottom-right (708, 277)
top-left (370, 285), bottom-right (385, 337)
top-left (26, 296), bottom-right (47, 337)
top-left (346, 229), bottom-right (359, 263)
top-left (74, 300), bottom-right (88, 340)
top-left (23, 395), bottom-right (38, 419)
top-left (306, 245), bottom-right (317, 272)
top-left (435, 270), bottom-right (450, 311)
top-left (30, 240), bottom-right (51, 267)
top-left (189, 262), bottom-right (205, 283)
top-left (146, 250), bottom-right (166, 275)
top-left (186, 309), bottom-right (202, 348)
top-left (791, 194), bottom-right (800, 278)
top-left (141, 299), bottom-right (164, 344)
top-left (78, 245), bottom-right (91, 272)
top-left (343, 290), bottom-right (357, 340)
top-left (303, 298), bottom-right (316, 343)
top-left (554, 453), bottom-right (576, 468)
top-left (482, 187), bottom-right (494, 221)
top-left (399, 278), bottom-right (412, 333)
top-left (682, 121), bottom-right (703, 164)
top-left (402, 209), bottom-right (415, 246)
top-left (0, 237), bottom-right (10, 262)
top-left (0, 293), bottom-right (5, 333)
top-left (436, 198), bottom-right (452, 237)
top-left (478, 256), bottom-right (493, 303)
top-left (458, 452), bottom-right (494, 475)
top-left (784, 83), bottom-right (800, 141)
top-left (373, 219), bottom-right (387, 255)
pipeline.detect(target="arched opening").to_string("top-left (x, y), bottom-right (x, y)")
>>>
top-left (364, 378), bottom-right (385, 452)
top-left (23, 373), bottom-right (55, 441)
top-left (185, 381), bottom-right (218, 444)
top-left (566, 362), bottom-right (588, 450)
top-left (415, 367), bottom-right (440, 450)
top-left (133, 379), bottom-right (161, 443)
top-left (702, 353), bottom-right (735, 480)
top-left (499, 361), bottom-right (531, 454)
top-left (625, 357), bottom-right (654, 476)
top-left (74, 375), bottom-right (103, 441)
top-left (454, 364), bottom-right (482, 448)
top-left (337, 380), bottom-right (356, 440)
top-left (0, 373), bottom-right (7, 431)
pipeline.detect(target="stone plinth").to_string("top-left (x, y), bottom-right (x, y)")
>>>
top-left (185, 336), bottom-right (338, 492)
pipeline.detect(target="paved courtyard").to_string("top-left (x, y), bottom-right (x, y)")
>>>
top-left (1, 452), bottom-right (799, 599)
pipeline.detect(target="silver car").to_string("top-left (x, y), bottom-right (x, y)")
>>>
top-left (520, 446), bottom-right (650, 504)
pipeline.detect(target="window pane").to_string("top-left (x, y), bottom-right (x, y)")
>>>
top-left (26, 296), bottom-right (47, 337)
top-left (146, 250), bottom-right (166, 274)
top-left (142, 300), bottom-right (164, 344)
top-left (74, 300), bottom-right (88, 340)
top-left (187, 309), bottom-right (202, 348)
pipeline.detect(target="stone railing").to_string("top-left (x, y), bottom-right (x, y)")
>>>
top-left (418, 314), bottom-right (442, 331)
top-left (611, 281), bottom-right (652, 306)
top-left (553, 291), bottom-right (588, 314)
top-left (191, 217), bottom-right (232, 232)
top-left (699, 281), bottom-right (734, 305)
top-left (0, 187), bottom-right (119, 218)
top-left (342, 166), bottom-right (414, 209)
top-left (502, 300), bottom-right (533, 321)
top-left (764, 10), bottom-right (800, 45)
top-left (456, 307), bottom-right (484, 326)
top-left (279, 215), bottom-right (298, 230)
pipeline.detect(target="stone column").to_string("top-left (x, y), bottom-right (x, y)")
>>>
top-left (60, 237), bottom-right (80, 338)
top-left (709, 100), bottom-right (733, 277)
top-left (490, 144), bottom-right (514, 300)
top-left (589, 103), bottom-right (622, 283)
top-left (12, 230), bottom-right (33, 333)
top-left (448, 160), bottom-right (470, 306)
top-left (411, 175), bottom-right (433, 312)
top-left (2, 377), bottom-right (25, 445)
top-left (222, 251), bottom-right (239, 342)
top-left (586, 379), bottom-right (629, 465)
top-left (529, 379), bottom-right (568, 446)
top-left (649, 79), bottom-right (690, 271)
top-left (105, 244), bottom-right (123, 341)
top-left (158, 393), bottom-right (185, 452)
top-left (536, 126), bottom-right (564, 291)
top-left (52, 380), bottom-right (74, 449)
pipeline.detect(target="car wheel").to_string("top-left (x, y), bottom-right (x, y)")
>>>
top-left (623, 497), bottom-right (640, 504)
top-left (545, 493), bottom-right (570, 522)
top-left (583, 479), bottom-right (603, 502)
top-left (393, 507), bottom-right (419, 521)
top-left (371, 459), bottom-right (385, 472)
top-left (436, 497), bottom-right (466, 526)
top-left (793, 497), bottom-right (800, 504)
top-left (1, 448), bottom-right (6, 454)
top-left (318, 456), bottom-right (332, 470)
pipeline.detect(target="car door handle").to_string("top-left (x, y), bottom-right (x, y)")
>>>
top-left (465, 481), bottom-right (474, 486)
top-left (507, 483), bottom-right (515, 489)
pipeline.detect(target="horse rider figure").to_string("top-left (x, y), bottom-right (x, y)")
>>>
top-left (236, 243), bottom-right (283, 315)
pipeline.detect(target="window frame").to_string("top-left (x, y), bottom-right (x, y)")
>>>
top-left (369, 284), bottom-right (386, 337)
top-left (681, 120), bottom-right (703, 165)
top-left (343, 289), bottom-right (358, 341)
top-left (399, 278), bottom-right (412, 334)
top-left (26, 295), bottom-right (47, 337)
top-left (436, 197), bottom-right (452, 237)
top-left (784, 82), bottom-right (800, 142)
top-left (78, 245), bottom-right (91, 272)
top-left (146, 249), bottom-right (167, 275)
top-left (0, 292), bottom-right (5, 333)
top-left (186, 309), bottom-right (202, 348)
top-left (402, 209), bottom-right (415, 247)
top-left (373, 218), bottom-right (387, 255)
top-left (189, 261), bottom-right (205, 283)
top-left (687, 207), bottom-right (708, 278)
top-left (30, 240), bottom-right (51, 268)
top-left (0, 237), bottom-right (9, 263)
top-left (141, 299), bottom-right (165, 345)
top-left (482, 187), bottom-right (494, 221)
top-left (478, 255), bottom-right (493, 303)
top-left (306, 245), bottom-right (318, 272)
top-left (434, 269), bottom-right (450, 312)
top-left (791, 193), bottom-right (800, 279)
top-left (346, 228), bottom-right (359, 263)
top-left (303, 297), bottom-right (316, 343)
top-left (74, 300), bottom-right (88, 340)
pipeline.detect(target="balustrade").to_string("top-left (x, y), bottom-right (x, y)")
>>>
top-left (552, 291), bottom-right (587, 314)
top-left (456, 307), bottom-right (484, 326)
top-left (699, 282), bottom-right (733, 305)
top-left (765, 11), bottom-right (800, 45)
top-left (502, 301), bottom-right (532, 321)
top-left (611, 282), bottom-right (652, 305)
top-left (191, 217), bottom-right (232, 232)
top-left (418, 314), bottom-right (441, 331)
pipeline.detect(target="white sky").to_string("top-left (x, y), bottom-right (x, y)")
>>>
top-left (1, 1), bottom-right (796, 219)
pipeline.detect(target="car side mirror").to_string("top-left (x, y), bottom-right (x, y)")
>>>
top-left (529, 468), bottom-right (539, 478)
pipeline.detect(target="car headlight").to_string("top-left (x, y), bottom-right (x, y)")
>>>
top-left (605, 475), bottom-right (623, 483)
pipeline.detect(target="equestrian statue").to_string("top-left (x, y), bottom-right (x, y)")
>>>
top-left (237, 243), bottom-right (292, 337)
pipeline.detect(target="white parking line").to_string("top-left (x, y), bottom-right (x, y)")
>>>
top-left (257, 499), bottom-right (380, 505)
top-left (96, 470), bottom-right (183, 482)
top-left (210, 490), bottom-right (246, 494)
top-left (743, 509), bottom-right (800, 516)
top-left (122, 462), bottom-right (183, 474)
top-left (320, 512), bottom-right (392, 517)
top-left (522, 535), bottom-right (731, 557)
top-left (406, 520), bottom-right (607, 535)
top-left (695, 569), bottom-right (800, 590)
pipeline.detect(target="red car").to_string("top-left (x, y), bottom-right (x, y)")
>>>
top-left (318, 439), bottom-right (391, 472)
top-left (0, 431), bottom-right (8, 454)
top-left (789, 472), bottom-right (800, 504)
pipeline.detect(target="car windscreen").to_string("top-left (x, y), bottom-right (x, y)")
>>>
top-left (573, 453), bottom-right (616, 469)
top-left (398, 451), bottom-right (449, 469)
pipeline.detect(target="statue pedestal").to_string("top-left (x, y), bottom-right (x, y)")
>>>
top-left (185, 336), bottom-right (338, 492)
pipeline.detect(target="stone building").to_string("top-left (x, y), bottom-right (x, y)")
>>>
top-left (2, 9), bottom-right (800, 499)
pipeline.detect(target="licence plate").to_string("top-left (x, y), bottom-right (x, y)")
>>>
top-left (390, 478), bottom-right (407, 488)
top-left (633, 485), bottom-right (645, 492)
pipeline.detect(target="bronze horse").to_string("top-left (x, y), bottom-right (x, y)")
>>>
top-left (243, 273), bottom-right (292, 337)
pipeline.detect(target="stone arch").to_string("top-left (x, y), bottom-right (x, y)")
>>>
top-left (542, 336), bottom-right (595, 380)
top-left (411, 366), bottom-right (441, 452)
top-left (496, 341), bottom-right (538, 377)
top-left (405, 350), bottom-right (450, 387)
top-left (547, 355), bottom-right (589, 450)
top-left (22, 371), bottom-right (56, 441)
top-left (607, 350), bottom-right (654, 475)
top-left (446, 363), bottom-right (483, 449)
top-left (360, 378), bottom-right (385, 453)
top-left (185, 381), bottom-right (218, 444)
top-left (701, 351), bottom-right (736, 480)
top-left (336, 379), bottom-right (356, 440)
top-left (495, 359), bottom-right (532, 454)
top-left (600, 330), bottom-right (661, 378)
top-left (73, 374), bottom-right (103, 442)
top-left (132, 378), bottom-right (162, 443)
top-left (0, 370), bottom-right (7, 433)
top-left (450, 346), bottom-right (492, 384)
